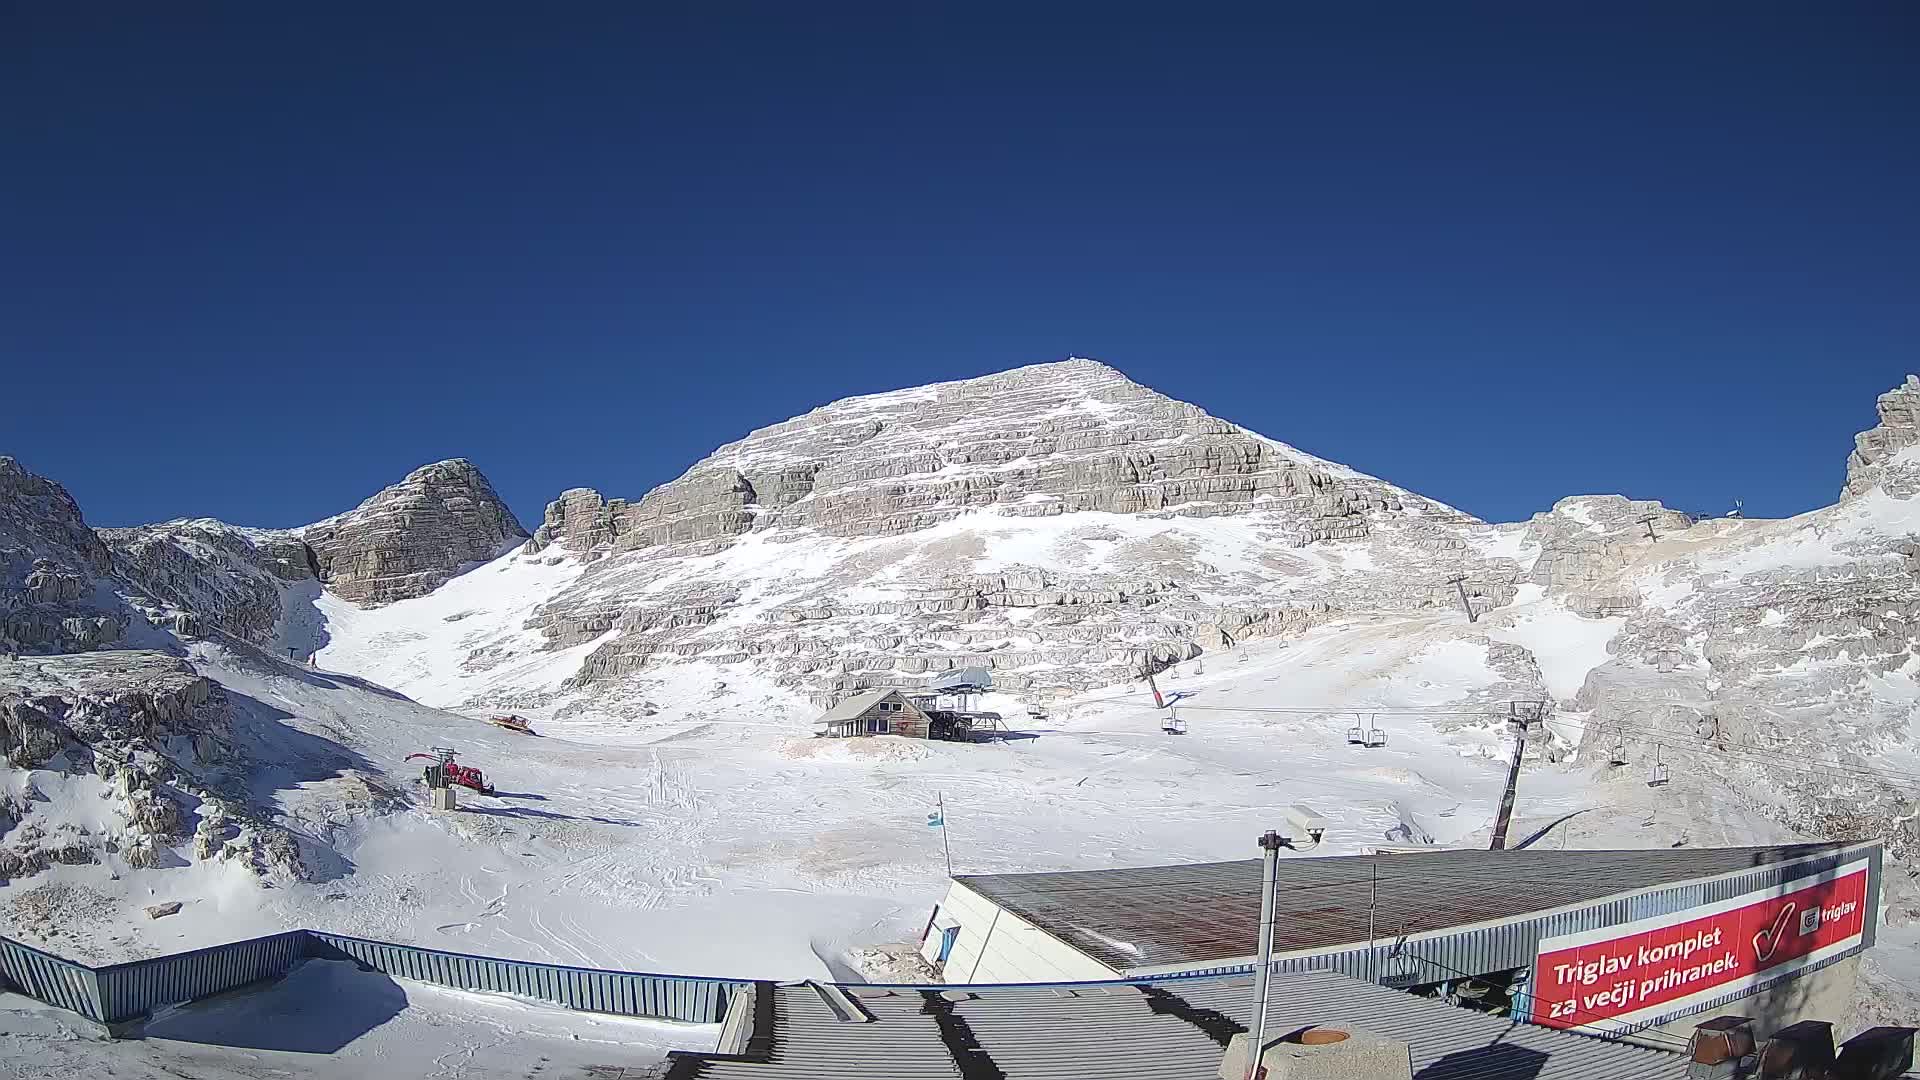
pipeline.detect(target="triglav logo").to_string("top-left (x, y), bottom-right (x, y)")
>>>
top-left (1752, 904), bottom-right (1795, 963)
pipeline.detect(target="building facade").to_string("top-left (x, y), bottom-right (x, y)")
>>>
top-left (814, 689), bottom-right (932, 739)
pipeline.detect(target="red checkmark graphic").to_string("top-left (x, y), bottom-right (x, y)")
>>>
top-left (1753, 903), bottom-right (1796, 963)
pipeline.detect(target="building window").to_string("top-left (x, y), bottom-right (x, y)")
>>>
top-left (867, 716), bottom-right (891, 735)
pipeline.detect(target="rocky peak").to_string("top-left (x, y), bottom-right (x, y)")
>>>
top-left (526, 358), bottom-right (1458, 561)
top-left (302, 459), bottom-right (527, 606)
top-left (499, 361), bottom-right (1499, 705)
top-left (0, 456), bottom-right (113, 575)
top-left (0, 457), bottom-right (125, 654)
top-left (1843, 374), bottom-right (1920, 499)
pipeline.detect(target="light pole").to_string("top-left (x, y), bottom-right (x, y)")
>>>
top-left (1247, 830), bottom-right (1286, 1080)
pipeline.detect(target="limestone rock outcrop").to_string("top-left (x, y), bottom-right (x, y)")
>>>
top-left (1844, 374), bottom-right (1920, 498)
top-left (502, 360), bottom-right (1494, 704)
top-left (1523, 495), bottom-right (1694, 604)
top-left (303, 459), bottom-right (527, 606)
top-left (0, 650), bottom-right (314, 885)
top-left (527, 360), bottom-right (1448, 560)
top-left (102, 519), bottom-right (316, 647)
top-left (1, 457), bottom-right (127, 654)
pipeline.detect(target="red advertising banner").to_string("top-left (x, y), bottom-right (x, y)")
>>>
top-left (1530, 860), bottom-right (1870, 1031)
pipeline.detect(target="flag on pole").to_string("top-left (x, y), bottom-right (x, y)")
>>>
top-left (931, 793), bottom-right (953, 877)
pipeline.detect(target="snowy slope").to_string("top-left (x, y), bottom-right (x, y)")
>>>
top-left (8, 365), bottom-right (1920, 1040)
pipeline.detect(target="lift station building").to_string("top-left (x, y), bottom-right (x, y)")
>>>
top-left (922, 841), bottom-right (1883, 1046)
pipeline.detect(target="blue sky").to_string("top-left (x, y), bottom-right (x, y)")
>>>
top-left (4, 4), bottom-right (1914, 530)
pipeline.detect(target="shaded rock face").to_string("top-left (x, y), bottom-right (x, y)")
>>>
top-left (303, 459), bottom-right (527, 606)
top-left (102, 520), bottom-right (316, 647)
top-left (0, 457), bottom-right (127, 654)
top-left (0, 651), bottom-right (313, 885)
top-left (1845, 374), bottom-right (1920, 499)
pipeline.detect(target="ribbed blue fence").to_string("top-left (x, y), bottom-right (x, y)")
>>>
top-left (94, 930), bottom-right (309, 1025)
top-left (0, 933), bottom-right (103, 1021)
top-left (0, 928), bottom-right (747, 1032)
top-left (307, 931), bottom-right (744, 1023)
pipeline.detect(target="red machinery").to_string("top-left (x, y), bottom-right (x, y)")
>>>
top-left (406, 748), bottom-right (495, 795)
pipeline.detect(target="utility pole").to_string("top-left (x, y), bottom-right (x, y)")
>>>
top-left (1247, 831), bottom-right (1285, 1080)
top-left (1366, 855), bottom-right (1379, 984)
top-left (1446, 575), bottom-right (1478, 623)
top-left (1488, 702), bottom-right (1541, 851)
top-left (1638, 515), bottom-right (1659, 541)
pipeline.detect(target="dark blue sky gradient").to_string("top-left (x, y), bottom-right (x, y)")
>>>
top-left (4, 3), bottom-right (1915, 529)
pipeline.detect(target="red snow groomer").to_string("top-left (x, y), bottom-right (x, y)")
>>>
top-left (486, 714), bottom-right (537, 735)
top-left (407, 747), bottom-right (495, 795)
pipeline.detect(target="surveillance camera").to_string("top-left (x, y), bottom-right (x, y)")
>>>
top-left (1284, 804), bottom-right (1328, 844)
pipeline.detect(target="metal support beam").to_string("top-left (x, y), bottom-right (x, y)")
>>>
top-left (1247, 831), bottom-right (1285, 1079)
top-left (1488, 702), bottom-right (1539, 851)
top-left (1447, 574), bottom-right (1477, 623)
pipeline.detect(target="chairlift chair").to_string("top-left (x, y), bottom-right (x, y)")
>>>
top-left (1647, 746), bottom-right (1670, 787)
top-left (1163, 714), bottom-right (1187, 735)
top-left (1366, 727), bottom-right (1388, 748)
top-left (1346, 723), bottom-right (1367, 745)
top-left (1608, 741), bottom-right (1628, 767)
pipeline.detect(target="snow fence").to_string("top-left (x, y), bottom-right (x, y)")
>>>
top-left (0, 928), bottom-right (748, 1030)
top-left (0, 932), bottom-right (103, 1020)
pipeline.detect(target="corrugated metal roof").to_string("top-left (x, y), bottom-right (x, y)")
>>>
top-left (817, 689), bottom-right (901, 724)
top-left (667, 969), bottom-right (1688, 1079)
top-left (955, 843), bottom-right (1852, 971)
top-left (928, 667), bottom-right (993, 692)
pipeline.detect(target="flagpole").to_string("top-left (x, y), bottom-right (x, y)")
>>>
top-left (939, 793), bottom-right (953, 878)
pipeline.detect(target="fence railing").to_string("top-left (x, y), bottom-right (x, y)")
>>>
top-left (0, 928), bottom-right (748, 1032)
top-left (94, 930), bottom-right (310, 1025)
top-left (307, 931), bottom-right (744, 1024)
top-left (0, 933), bottom-right (103, 1021)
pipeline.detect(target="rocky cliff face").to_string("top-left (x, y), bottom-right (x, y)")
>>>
top-left (303, 459), bottom-right (527, 606)
top-left (501, 360), bottom-right (1508, 708)
top-left (528, 359), bottom-right (1447, 557)
top-left (0, 457), bottom-right (127, 654)
top-left (1845, 374), bottom-right (1920, 499)
top-left (101, 520), bottom-right (316, 646)
top-left (1556, 381), bottom-right (1920, 864)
